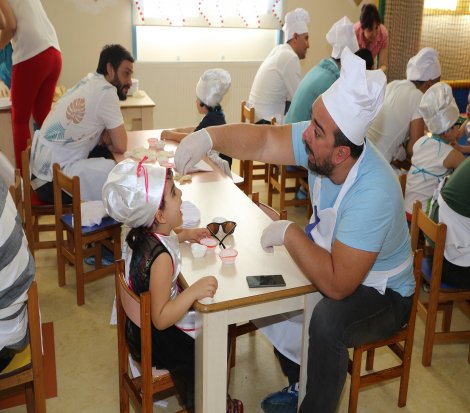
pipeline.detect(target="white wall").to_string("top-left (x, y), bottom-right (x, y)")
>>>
top-left (42, 0), bottom-right (364, 128)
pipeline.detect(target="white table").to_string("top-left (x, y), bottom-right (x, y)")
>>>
top-left (179, 181), bottom-right (316, 412)
top-left (119, 129), bottom-right (317, 412)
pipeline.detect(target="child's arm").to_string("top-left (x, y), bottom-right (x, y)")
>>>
top-left (161, 127), bottom-right (194, 142)
top-left (174, 227), bottom-right (210, 243)
top-left (443, 148), bottom-right (465, 170)
top-left (149, 253), bottom-right (217, 330)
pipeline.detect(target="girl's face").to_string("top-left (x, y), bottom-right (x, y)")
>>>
top-left (160, 178), bottom-right (183, 229)
top-left (363, 23), bottom-right (379, 42)
top-left (196, 98), bottom-right (207, 115)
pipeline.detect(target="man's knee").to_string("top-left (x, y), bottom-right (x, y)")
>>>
top-left (309, 298), bottom-right (344, 343)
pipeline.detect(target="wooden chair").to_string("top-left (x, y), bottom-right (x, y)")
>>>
top-left (239, 100), bottom-right (269, 195)
top-left (227, 193), bottom-right (287, 369)
top-left (115, 259), bottom-right (187, 413)
top-left (0, 281), bottom-right (46, 413)
top-left (347, 249), bottom-right (423, 413)
top-left (398, 173), bottom-right (407, 198)
top-left (53, 164), bottom-right (122, 306)
top-left (8, 168), bottom-right (24, 222)
top-left (410, 200), bottom-right (470, 366)
top-left (21, 144), bottom-right (57, 257)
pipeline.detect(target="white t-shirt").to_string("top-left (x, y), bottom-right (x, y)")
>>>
top-left (248, 43), bottom-right (301, 123)
top-left (367, 80), bottom-right (423, 162)
top-left (8, 0), bottom-right (60, 65)
top-left (404, 135), bottom-right (453, 214)
top-left (31, 72), bottom-right (123, 183)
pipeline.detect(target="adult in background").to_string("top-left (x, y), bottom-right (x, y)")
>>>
top-left (0, 174), bottom-right (34, 372)
top-left (248, 8), bottom-right (309, 124)
top-left (0, 0), bottom-right (62, 171)
top-left (430, 157), bottom-right (470, 289)
top-left (285, 16), bottom-right (359, 124)
top-left (354, 3), bottom-right (388, 72)
top-left (367, 47), bottom-right (441, 166)
top-left (174, 48), bottom-right (415, 413)
top-left (30, 44), bottom-right (132, 203)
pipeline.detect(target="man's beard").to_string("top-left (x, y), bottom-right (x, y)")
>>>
top-left (305, 141), bottom-right (334, 177)
top-left (111, 73), bottom-right (128, 101)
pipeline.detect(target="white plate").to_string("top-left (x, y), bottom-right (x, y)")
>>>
top-left (0, 97), bottom-right (11, 109)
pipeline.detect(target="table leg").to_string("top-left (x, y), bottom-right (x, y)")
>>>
top-left (195, 310), bottom-right (228, 413)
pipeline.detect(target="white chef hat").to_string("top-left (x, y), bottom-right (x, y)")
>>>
top-left (283, 8), bottom-right (310, 42)
top-left (419, 82), bottom-right (459, 135)
top-left (102, 158), bottom-right (169, 228)
top-left (406, 47), bottom-right (441, 81)
top-left (322, 47), bottom-right (386, 146)
top-left (195, 68), bottom-right (231, 108)
top-left (326, 16), bottom-right (359, 59)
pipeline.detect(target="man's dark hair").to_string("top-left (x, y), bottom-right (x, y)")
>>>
top-left (96, 44), bottom-right (134, 76)
top-left (360, 3), bottom-right (381, 31)
top-left (334, 128), bottom-right (364, 159)
top-left (355, 48), bottom-right (374, 70)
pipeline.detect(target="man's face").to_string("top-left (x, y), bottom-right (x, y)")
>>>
top-left (292, 33), bottom-right (309, 60)
top-left (109, 60), bottom-right (133, 101)
top-left (302, 98), bottom-right (338, 177)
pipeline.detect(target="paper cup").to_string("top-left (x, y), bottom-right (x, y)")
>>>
top-left (219, 248), bottom-right (238, 264)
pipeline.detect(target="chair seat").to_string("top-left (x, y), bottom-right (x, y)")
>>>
top-left (0, 345), bottom-right (31, 377)
top-left (61, 214), bottom-right (121, 234)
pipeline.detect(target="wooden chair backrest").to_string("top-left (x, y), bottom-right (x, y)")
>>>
top-left (53, 163), bottom-right (82, 230)
top-left (251, 192), bottom-right (287, 221)
top-left (9, 168), bottom-right (23, 222)
top-left (241, 100), bottom-right (255, 123)
top-left (410, 200), bottom-right (447, 283)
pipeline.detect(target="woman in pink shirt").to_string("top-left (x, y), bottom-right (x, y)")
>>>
top-left (354, 3), bottom-right (388, 73)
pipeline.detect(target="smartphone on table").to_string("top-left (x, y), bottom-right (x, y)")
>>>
top-left (246, 274), bottom-right (286, 288)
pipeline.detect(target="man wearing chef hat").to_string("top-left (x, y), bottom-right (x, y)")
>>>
top-left (285, 16), bottom-right (359, 124)
top-left (248, 8), bottom-right (310, 124)
top-left (174, 47), bottom-right (415, 413)
top-left (367, 47), bottom-right (441, 165)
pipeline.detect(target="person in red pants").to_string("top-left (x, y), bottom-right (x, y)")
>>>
top-left (0, 0), bottom-right (61, 171)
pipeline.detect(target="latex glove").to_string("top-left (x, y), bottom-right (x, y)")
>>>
top-left (174, 129), bottom-right (213, 174)
top-left (260, 220), bottom-right (294, 253)
top-left (207, 150), bottom-right (232, 179)
top-left (0, 81), bottom-right (10, 98)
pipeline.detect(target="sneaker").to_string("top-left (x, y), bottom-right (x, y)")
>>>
top-left (261, 382), bottom-right (298, 413)
top-left (84, 246), bottom-right (115, 266)
top-left (295, 187), bottom-right (308, 200)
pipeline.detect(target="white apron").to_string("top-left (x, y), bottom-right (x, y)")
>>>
top-left (257, 143), bottom-right (411, 363)
top-left (154, 232), bottom-right (196, 338)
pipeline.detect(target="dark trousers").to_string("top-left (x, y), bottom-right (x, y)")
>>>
top-left (299, 285), bottom-right (412, 413)
top-left (442, 258), bottom-right (470, 289)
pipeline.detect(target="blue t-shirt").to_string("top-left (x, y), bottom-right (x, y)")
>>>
top-left (292, 121), bottom-right (415, 297)
top-left (285, 58), bottom-right (339, 124)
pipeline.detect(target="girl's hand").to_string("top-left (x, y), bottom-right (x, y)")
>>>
top-left (190, 276), bottom-right (218, 300)
top-left (177, 227), bottom-right (211, 243)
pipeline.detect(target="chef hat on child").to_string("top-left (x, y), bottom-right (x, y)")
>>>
top-left (419, 82), bottom-right (460, 135)
top-left (196, 69), bottom-right (231, 108)
top-left (322, 47), bottom-right (386, 146)
top-left (283, 8), bottom-right (310, 42)
top-left (326, 16), bottom-right (359, 59)
top-left (102, 158), bottom-right (169, 228)
top-left (406, 47), bottom-right (441, 81)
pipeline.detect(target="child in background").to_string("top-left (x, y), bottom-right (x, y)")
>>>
top-left (404, 82), bottom-right (465, 220)
top-left (161, 68), bottom-right (233, 168)
top-left (102, 158), bottom-right (243, 413)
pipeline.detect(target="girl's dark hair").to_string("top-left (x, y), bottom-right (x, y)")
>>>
top-left (125, 168), bottom-right (174, 249)
top-left (360, 4), bottom-right (381, 31)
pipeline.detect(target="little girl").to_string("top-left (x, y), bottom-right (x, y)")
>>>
top-left (404, 82), bottom-right (465, 220)
top-left (102, 158), bottom-right (243, 412)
